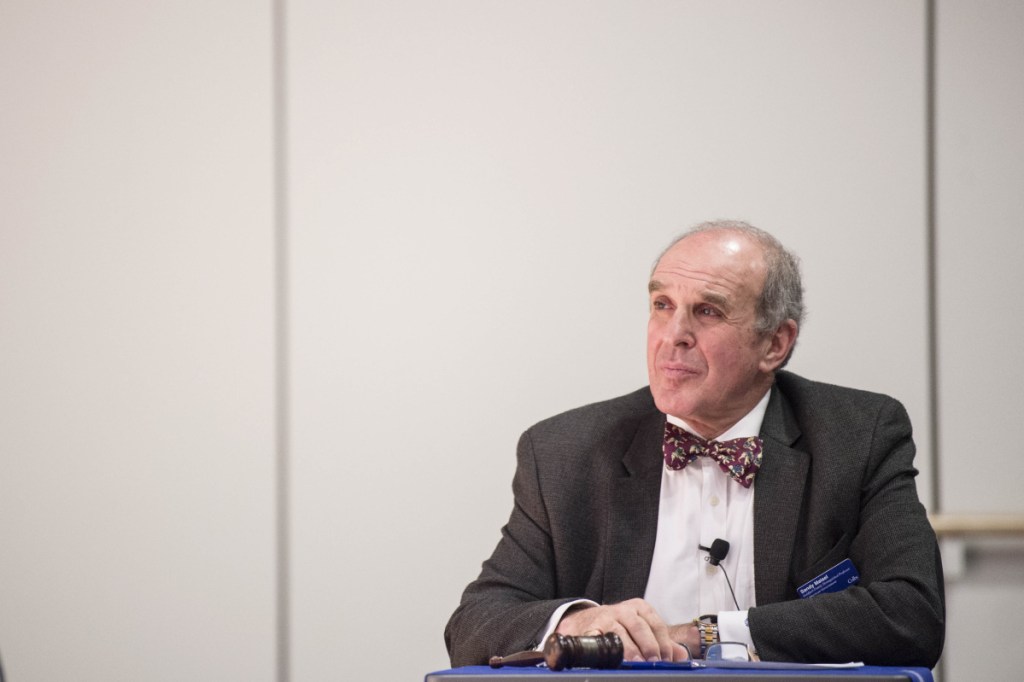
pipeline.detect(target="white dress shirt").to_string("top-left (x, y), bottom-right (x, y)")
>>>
top-left (536, 390), bottom-right (770, 655)
top-left (644, 389), bottom-right (770, 652)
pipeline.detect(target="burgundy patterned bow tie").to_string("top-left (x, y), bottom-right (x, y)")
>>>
top-left (662, 421), bottom-right (763, 488)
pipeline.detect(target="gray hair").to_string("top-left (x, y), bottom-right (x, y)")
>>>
top-left (653, 220), bottom-right (805, 336)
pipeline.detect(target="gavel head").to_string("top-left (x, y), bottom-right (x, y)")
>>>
top-left (543, 632), bottom-right (624, 671)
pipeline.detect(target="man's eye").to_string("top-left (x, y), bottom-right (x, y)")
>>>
top-left (652, 299), bottom-right (671, 310)
top-left (697, 305), bottom-right (720, 317)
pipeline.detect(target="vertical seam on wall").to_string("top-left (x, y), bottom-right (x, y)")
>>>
top-left (925, 6), bottom-right (945, 679)
top-left (273, 0), bottom-right (291, 680)
top-left (925, 0), bottom-right (941, 514)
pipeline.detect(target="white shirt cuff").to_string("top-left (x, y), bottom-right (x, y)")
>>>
top-left (533, 599), bottom-right (599, 650)
top-left (717, 609), bottom-right (755, 652)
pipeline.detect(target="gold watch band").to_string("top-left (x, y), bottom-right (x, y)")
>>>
top-left (693, 615), bottom-right (719, 658)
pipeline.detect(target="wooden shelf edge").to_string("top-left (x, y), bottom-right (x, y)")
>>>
top-left (928, 513), bottom-right (1024, 536)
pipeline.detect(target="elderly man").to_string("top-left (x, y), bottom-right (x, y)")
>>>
top-left (445, 221), bottom-right (944, 668)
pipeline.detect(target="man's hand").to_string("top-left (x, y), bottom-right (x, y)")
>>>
top-left (555, 599), bottom-right (690, 663)
top-left (668, 622), bottom-right (700, 659)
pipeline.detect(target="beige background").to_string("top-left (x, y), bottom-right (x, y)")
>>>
top-left (1, 1), bottom-right (1021, 680)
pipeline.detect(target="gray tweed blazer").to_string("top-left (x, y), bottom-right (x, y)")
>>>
top-left (444, 370), bottom-right (944, 667)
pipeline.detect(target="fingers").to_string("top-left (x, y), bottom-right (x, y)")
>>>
top-left (624, 601), bottom-right (671, 662)
top-left (556, 599), bottom-right (679, 662)
top-left (667, 622), bottom-right (700, 661)
top-left (670, 641), bottom-right (692, 662)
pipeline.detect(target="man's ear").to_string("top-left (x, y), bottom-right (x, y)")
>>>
top-left (760, 319), bottom-right (799, 372)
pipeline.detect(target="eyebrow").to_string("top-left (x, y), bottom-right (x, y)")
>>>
top-left (701, 291), bottom-right (731, 311)
top-left (648, 280), bottom-right (733, 311)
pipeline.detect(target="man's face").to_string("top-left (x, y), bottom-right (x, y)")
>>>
top-left (647, 230), bottom-right (786, 438)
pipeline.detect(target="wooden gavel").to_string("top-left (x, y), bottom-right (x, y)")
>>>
top-left (489, 632), bottom-right (624, 670)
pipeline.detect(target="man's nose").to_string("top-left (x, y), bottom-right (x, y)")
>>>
top-left (668, 310), bottom-right (695, 347)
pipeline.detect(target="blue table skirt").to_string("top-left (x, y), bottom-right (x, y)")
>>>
top-left (425, 664), bottom-right (933, 682)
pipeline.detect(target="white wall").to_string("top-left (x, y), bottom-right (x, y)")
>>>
top-left (936, 2), bottom-right (1024, 680)
top-left (287, 2), bottom-right (931, 680)
top-left (936, 0), bottom-right (1024, 514)
top-left (0, 1), bottom-right (1020, 681)
top-left (0, 2), bottom-right (276, 680)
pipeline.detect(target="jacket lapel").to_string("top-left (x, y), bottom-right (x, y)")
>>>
top-left (754, 384), bottom-right (810, 604)
top-left (602, 410), bottom-right (664, 604)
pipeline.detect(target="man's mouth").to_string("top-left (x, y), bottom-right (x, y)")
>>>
top-left (660, 364), bottom-right (700, 378)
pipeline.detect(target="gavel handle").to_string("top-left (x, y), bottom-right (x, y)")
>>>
top-left (488, 650), bottom-right (546, 668)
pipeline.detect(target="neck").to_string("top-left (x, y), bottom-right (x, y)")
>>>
top-left (675, 379), bottom-right (773, 441)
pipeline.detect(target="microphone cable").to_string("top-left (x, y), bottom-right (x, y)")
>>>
top-left (699, 539), bottom-right (740, 611)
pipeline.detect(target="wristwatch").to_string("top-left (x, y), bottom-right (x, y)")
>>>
top-left (693, 614), bottom-right (719, 658)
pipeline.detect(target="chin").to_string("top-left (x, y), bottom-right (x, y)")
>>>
top-left (651, 391), bottom-right (693, 420)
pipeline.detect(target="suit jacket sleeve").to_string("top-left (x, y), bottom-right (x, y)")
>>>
top-left (444, 429), bottom-right (574, 667)
top-left (749, 396), bottom-right (945, 667)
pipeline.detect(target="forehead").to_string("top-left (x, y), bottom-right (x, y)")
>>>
top-left (650, 230), bottom-right (767, 298)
